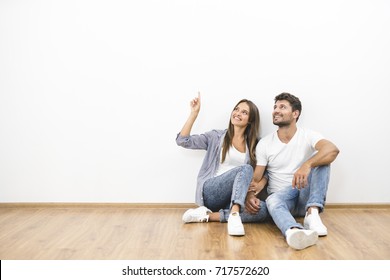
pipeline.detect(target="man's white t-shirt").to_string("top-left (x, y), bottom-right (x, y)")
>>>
top-left (256, 127), bottom-right (324, 194)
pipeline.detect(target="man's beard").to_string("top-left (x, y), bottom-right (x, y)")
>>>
top-left (273, 119), bottom-right (291, 127)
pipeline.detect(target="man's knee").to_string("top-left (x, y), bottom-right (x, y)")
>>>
top-left (312, 165), bottom-right (330, 176)
top-left (309, 165), bottom-right (330, 184)
top-left (265, 194), bottom-right (279, 210)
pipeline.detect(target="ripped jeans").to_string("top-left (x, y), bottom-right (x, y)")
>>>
top-left (266, 165), bottom-right (330, 236)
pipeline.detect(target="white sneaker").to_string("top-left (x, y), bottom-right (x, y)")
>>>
top-left (228, 212), bottom-right (245, 236)
top-left (182, 206), bottom-right (211, 223)
top-left (304, 208), bottom-right (328, 236)
top-left (286, 228), bottom-right (318, 250)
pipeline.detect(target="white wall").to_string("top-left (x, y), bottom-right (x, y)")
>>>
top-left (1, 0), bottom-right (389, 203)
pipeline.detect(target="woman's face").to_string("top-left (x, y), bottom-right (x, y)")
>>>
top-left (231, 102), bottom-right (250, 128)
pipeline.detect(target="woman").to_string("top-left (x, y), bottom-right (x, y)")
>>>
top-left (176, 92), bottom-right (268, 236)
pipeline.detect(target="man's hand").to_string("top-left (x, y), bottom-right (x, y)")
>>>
top-left (245, 193), bottom-right (261, 214)
top-left (292, 163), bottom-right (311, 189)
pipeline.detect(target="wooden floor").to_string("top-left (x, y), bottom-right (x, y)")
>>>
top-left (0, 204), bottom-right (389, 260)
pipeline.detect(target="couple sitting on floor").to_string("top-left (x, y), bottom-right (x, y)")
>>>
top-left (176, 92), bottom-right (339, 250)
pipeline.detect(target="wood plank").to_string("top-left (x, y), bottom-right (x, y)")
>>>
top-left (0, 207), bottom-right (389, 259)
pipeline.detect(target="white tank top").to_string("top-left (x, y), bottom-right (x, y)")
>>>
top-left (215, 145), bottom-right (246, 177)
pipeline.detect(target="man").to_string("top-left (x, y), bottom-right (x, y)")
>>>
top-left (246, 92), bottom-right (339, 250)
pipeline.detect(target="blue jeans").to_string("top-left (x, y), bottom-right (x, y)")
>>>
top-left (203, 164), bottom-right (269, 222)
top-left (219, 201), bottom-right (270, 223)
top-left (265, 165), bottom-right (330, 236)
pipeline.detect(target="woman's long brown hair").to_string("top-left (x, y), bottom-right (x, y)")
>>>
top-left (221, 99), bottom-right (260, 169)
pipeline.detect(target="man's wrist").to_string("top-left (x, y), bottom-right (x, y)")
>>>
top-left (248, 190), bottom-right (258, 197)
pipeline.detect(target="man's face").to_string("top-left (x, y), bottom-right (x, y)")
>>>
top-left (272, 100), bottom-right (297, 127)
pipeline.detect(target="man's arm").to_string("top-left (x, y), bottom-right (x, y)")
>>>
top-left (293, 139), bottom-right (340, 189)
top-left (249, 165), bottom-right (267, 195)
top-left (308, 139), bottom-right (340, 167)
top-left (245, 165), bottom-right (267, 214)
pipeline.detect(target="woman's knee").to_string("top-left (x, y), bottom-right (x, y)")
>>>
top-left (241, 164), bottom-right (253, 177)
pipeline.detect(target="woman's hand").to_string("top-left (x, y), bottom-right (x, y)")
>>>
top-left (190, 92), bottom-right (201, 115)
top-left (179, 92), bottom-right (201, 137)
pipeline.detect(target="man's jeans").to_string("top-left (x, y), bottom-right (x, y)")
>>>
top-left (266, 165), bottom-right (330, 236)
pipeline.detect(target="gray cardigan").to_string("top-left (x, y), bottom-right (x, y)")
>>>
top-left (176, 129), bottom-right (250, 205)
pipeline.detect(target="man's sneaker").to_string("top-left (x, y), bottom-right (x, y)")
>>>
top-left (304, 208), bottom-right (328, 236)
top-left (227, 212), bottom-right (245, 236)
top-left (182, 206), bottom-right (211, 223)
top-left (286, 228), bottom-right (318, 250)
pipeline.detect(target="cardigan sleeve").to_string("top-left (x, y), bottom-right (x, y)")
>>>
top-left (176, 130), bottom-right (221, 150)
